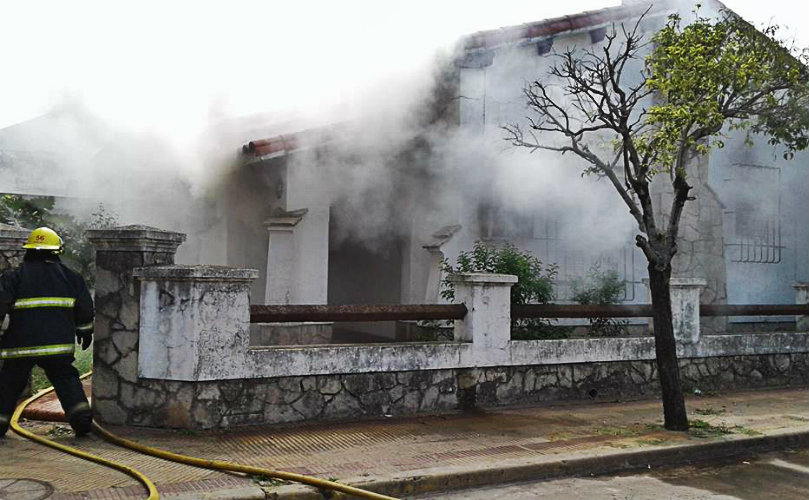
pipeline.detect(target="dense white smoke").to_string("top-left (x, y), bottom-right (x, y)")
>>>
top-left (1, 0), bottom-right (804, 278)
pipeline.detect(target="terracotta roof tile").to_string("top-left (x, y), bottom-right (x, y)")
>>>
top-left (461, 1), bottom-right (672, 51)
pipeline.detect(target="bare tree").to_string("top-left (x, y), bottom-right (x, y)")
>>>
top-left (504, 9), bottom-right (809, 430)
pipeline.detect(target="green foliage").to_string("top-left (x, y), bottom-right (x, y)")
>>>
top-left (570, 264), bottom-right (628, 337)
top-left (441, 241), bottom-right (557, 305)
top-left (0, 194), bottom-right (53, 228)
top-left (644, 8), bottom-right (809, 167)
top-left (0, 194), bottom-right (118, 286)
top-left (442, 241), bottom-right (564, 339)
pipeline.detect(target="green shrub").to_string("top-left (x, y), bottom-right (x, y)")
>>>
top-left (441, 241), bottom-right (556, 304)
top-left (570, 264), bottom-right (628, 337)
top-left (442, 241), bottom-right (563, 339)
top-left (1, 194), bottom-right (118, 287)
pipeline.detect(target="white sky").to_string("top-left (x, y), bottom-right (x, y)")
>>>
top-left (0, 0), bottom-right (806, 133)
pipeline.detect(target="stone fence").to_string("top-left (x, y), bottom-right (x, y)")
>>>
top-left (84, 225), bottom-right (809, 429)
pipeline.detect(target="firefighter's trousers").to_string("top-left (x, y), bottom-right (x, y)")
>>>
top-left (0, 356), bottom-right (88, 418)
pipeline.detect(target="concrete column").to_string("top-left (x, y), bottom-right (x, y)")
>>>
top-left (0, 223), bottom-right (28, 272)
top-left (448, 273), bottom-right (517, 350)
top-left (85, 225), bottom-right (185, 425)
top-left (670, 278), bottom-right (706, 344)
top-left (422, 247), bottom-right (445, 304)
top-left (794, 283), bottom-right (809, 331)
top-left (134, 265), bottom-right (258, 381)
top-left (261, 209), bottom-right (331, 345)
top-left (264, 211), bottom-right (301, 305)
top-left (264, 207), bottom-right (329, 305)
top-left (421, 224), bottom-right (462, 303)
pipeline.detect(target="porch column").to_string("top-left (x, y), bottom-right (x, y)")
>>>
top-left (264, 210), bottom-right (304, 305)
top-left (264, 207), bottom-right (329, 305)
top-left (85, 225), bottom-right (185, 425)
top-left (422, 225), bottom-right (462, 303)
top-left (260, 208), bottom-right (331, 345)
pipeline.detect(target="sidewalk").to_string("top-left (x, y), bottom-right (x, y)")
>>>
top-left (2, 386), bottom-right (807, 500)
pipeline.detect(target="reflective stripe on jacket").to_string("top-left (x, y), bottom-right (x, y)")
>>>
top-left (0, 256), bottom-right (94, 359)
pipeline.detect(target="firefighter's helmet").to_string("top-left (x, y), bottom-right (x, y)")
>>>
top-left (22, 227), bottom-right (64, 253)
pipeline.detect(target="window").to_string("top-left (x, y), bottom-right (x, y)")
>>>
top-left (477, 203), bottom-right (555, 240)
top-left (727, 164), bottom-right (782, 264)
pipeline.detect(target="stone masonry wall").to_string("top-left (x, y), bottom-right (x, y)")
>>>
top-left (108, 352), bottom-right (808, 429)
top-left (0, 224), bottom-right (27, 271)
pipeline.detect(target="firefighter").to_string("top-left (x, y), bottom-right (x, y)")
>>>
top-left (0, 227), bottom-right (94, 437)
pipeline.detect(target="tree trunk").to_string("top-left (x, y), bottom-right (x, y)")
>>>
top-left (648, 262), bottom-right (689, 431)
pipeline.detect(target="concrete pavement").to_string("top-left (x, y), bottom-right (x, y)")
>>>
top-left (1, 385), bottom-right (807, 499)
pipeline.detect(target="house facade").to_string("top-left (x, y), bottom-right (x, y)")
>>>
top-left (1, 1), bottom-right (805, 344)
top-left (233, 0), bottom-right (808, 341)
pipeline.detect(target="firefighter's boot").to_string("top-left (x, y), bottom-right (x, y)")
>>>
top-left (66, 402), bottom-right (92, 436)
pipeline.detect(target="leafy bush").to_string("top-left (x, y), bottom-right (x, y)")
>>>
top-left (1, 194), bottom-right (118, 286)
top-left (441, 241), bottom-right (556, 304)
top-left (570, 264), bottom-right (628, 337)
top-left (442, 241), bottom-right (565, 339)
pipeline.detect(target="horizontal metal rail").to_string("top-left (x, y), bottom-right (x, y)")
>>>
top-left (512, 304), bottom-right (654, 318)
top-left (512, 303), bottom-right (809, 319)
top-left (699, 304), bottom-right (809, 316)
top-left (250, 303), bottom-right (807, 323)
top-left (250, 304), bottom-right (468, 323)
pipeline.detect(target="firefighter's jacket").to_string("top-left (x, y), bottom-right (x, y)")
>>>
top-left (0, 257), bottom-right (94, 359)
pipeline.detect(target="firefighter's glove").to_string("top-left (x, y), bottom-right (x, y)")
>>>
top-left (77, 333), bottom-right (93, 350)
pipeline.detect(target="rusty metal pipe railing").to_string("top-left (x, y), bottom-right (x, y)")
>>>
top-left (249, 303), bottom-right (807, 323)
top-left (512, 304), bottom-right (654, 318)
top-left (699, 304), bottom-right (809, 316)
top-left (511, 303), bottom-right (809, 319)
top-left (250, 304), bottom-right (468, 323)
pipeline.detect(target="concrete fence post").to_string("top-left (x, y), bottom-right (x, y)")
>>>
top-left (85, 225), bottom-right (185, 425)
top-left (670, 278), bottom-right (706, 344)
top-left (448, 273), bottom-right (517, 351)
top-left (794, 283), bottom-right (809, 331)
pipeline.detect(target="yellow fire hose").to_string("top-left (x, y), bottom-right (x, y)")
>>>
top-left (13, 371), bottom-right (399, 500)
top-left (10, 373), bottom-right (159, 500)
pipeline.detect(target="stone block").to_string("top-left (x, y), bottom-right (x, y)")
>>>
top-left (115, 351), bottom-right (139, 383)
top-left (93, 399), bottom-right (128, 425)
top-left (92, 370), bottom-right (120, 400)
top-left (317, 377), bottom-right (342, 395)
top-left (323, 390), bottom-right (363, 417)
top-left (291, 391), bottom-right (324, 418)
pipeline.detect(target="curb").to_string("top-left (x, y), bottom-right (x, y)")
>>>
top-left (263, 431), bottom-right (809, 499)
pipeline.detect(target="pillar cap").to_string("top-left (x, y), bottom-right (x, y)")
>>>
top-left (264, 208), bottom-right (308, 228)
top-left (85, 225), bottom-right (186, 252)
top-left (133, 264), bottom-right (258, 282)
top-left (0, 223), bottom-right (30, 251)
top-left (447, 272), bottom-right (518, 284)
